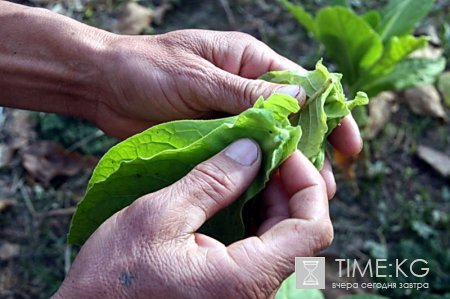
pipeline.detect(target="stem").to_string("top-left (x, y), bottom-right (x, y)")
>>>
top-left (304, 77), bottom-right (334, 107)
top-left (289, 78), bottom-right (333, 126)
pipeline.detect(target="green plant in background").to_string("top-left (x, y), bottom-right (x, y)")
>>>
top-left (68, 61), bottom-right (368, 245)
top-left (280, 0), bottom-right (446, 122)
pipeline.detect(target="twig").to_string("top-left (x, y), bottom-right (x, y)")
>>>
top-left (219, 0), bottom-right (236, 28)
top-left (290, 78), bottom-right (334, 125)
top-left (304, 78), bottom-right (333, 107)
top-left (45, 207), bottom-right (76, 217)
top-left (18, 180), bottom-right (36, 216)
top-left (67, 129), bottom-right (104, 152)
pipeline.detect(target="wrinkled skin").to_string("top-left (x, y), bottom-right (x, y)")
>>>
top-left (0, 3), bottom-right (363, 298)
top-left (96, 29), bottom-right (362, 152)
top-left (54, 140), bottom-right (334, 299)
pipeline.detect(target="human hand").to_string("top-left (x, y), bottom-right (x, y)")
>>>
top-left (54, 139), bottom-right (333, 299)
top-left (0, 5), bottom-right (361, 157)
top-left (94, 30), bottom-right (306, 138)
top-left (94, 30), bottom-right (362, 159)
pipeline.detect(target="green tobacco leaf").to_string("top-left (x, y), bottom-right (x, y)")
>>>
top-left (366, 35), bottom-right (429, 77)
top-left (315, 7), bottom-right (383, 85)
top-left (280, 0), bottom-right (316, 35)
top-left (69, 95), bottom-right (301, 245)
top-left (361, 10), bottom-right (381, 29)
top-left (354, 35), bottom-right (429, 95)
top-left (87, 118), bottom-right (228, 188)
top-left (377, 0), bottom-right (434, 41)
top-left (69, 62), bottom-right (368, 246)
top-left (275, 273), bottom-right (324, 299)
top-left (362, 57), bottom-right (446, 97)
top-left (260, 61), bottom-right (368, 168)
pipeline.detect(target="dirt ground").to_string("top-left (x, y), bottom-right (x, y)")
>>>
top-left (1, 1), bottom-right (449, 298)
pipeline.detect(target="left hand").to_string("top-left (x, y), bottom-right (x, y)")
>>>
top-left (95, 29), bottom-right (307, 138)
top-left (94, 29), bottom-right (362, 159)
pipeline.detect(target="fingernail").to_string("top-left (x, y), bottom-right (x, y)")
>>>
top-left (225, 139), bottom-right (258, 166)
top-left (276, 85), bottom-right (306, 106)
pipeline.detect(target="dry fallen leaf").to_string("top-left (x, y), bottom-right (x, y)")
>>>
top-left (438, 72), bottom-right (450, 108)
top-left (152, 3), bottom-right (171, 25)
top-left (333, 149), bottom-right (357, 180)
top-left (113, 2), bottom-right (171, 35)
top-left (114, 2), bottom-right (153, 35)
top-left (4, 110), bottom-right (36, 149)
top-left (20, 141), bottom-right (98, 186)
top-left (410, 46), bottom-right (444, 60)
top-left (366, 91), bottom-right (398, 140)
top-left (417, 24), bottom-right (441, 46)
top-left (417, 145), bottom-right (450, 178)
top-left (0, 242), bottom-right (20, 261)
top-left (404, 85), bottom-right (447, 121)
top-left (0, 143), bottom-right (14, 169)
top-left (0, 199), bottom-right (15, 213)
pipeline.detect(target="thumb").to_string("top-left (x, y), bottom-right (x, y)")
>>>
top-left (205, 69), bottom-right (306, 114)
top-left (167, 139), bottom-right (261, 232)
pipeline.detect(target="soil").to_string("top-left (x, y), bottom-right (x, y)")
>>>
top-left (1, 1), bottom-right (449, 298)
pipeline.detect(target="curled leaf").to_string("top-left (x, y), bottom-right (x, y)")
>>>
top-left (260, 61), bottom-right (369, 168)
top-left (69, 62), bottom-right (368, 245)
top-left (69, 95), bottom-right (302, 245)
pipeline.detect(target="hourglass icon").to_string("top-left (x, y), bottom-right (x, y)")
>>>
top-left (302, 260), bottom-right (319, 286)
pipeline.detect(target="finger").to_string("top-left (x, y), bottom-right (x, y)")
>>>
top-left (320, 157), bottom-right (336, 200)
top-left (227, 151), bottom-right (332, 294)
top-left (235, 40), bottom-right (306, 78)
top-left (279, 151), bottom-right (328, 220)
top-left (257, 172), bottom-right (290, 235)
top-left (328, 115), bottom-right (363, 156)
top-left (196, 31), bottom-right (306, 78)
top-left (203, 67), bottom-right (306, 114)
top-left (166, 139), bottom-right (261, 233)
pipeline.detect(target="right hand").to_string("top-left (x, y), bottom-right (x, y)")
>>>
top-left (54, 139), bottom-right (333, 299)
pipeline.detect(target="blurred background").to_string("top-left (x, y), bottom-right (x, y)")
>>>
top-left (0, 0), bottom-right (449, 298)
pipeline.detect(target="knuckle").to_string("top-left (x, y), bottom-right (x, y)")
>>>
top-left (313, 220), bottom-right (334, 251)
top-left (190, 162), bottom-right (235, 203)
top-left (321, 219), bottom-right (335, 247)
top-left (224, 31), bottom-right (256, 43)
top-left (242, 79), bottom-right (272, 103)
top-left (289, 219), bottom-right (334, 255)
top-left (123, 193), bottom-right (168, 231)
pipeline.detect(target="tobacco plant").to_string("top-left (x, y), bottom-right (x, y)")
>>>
top-left (280, 0), bottom-right (445, 98)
